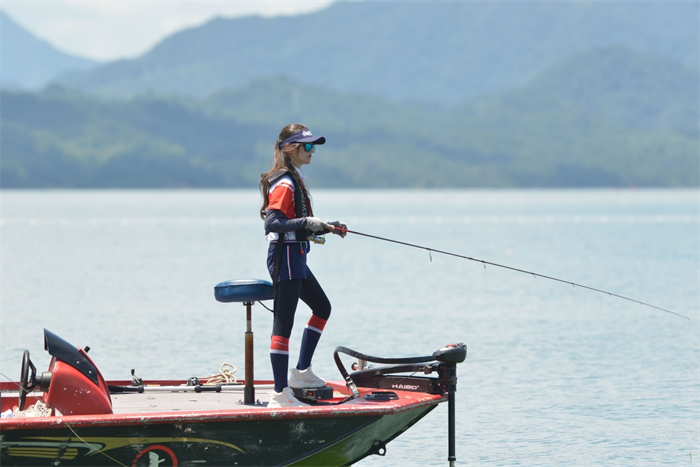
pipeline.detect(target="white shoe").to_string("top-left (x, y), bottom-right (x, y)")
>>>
top-left (268, 387), bottom-right (308, 408)
top-left (288, 365), bottom-right (326, 389)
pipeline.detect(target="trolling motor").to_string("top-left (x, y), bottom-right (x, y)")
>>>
top-left (334, 342), bottom-right (467, 465)
top-left (433, 344), bottom-right (468, 467)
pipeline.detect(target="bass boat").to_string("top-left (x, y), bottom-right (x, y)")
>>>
top-left (0, 279), bottom-right (467, 466)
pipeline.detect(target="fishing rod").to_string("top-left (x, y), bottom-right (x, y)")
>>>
top-left (333, 227), bottom-right (689, 321)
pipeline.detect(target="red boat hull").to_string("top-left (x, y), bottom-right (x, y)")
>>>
top-left (1, 381), bottom-right (443, 466)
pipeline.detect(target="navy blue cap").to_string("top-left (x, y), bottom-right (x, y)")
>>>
top-left (278, 129), bottom-right (326, 149)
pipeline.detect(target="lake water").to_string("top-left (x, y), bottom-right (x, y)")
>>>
top-left (1, 189), bottom-right (698, 466)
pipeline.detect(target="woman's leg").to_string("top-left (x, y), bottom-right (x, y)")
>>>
top-left (270, 279), bottom-right (302, 392)
top-left (296, 269), bottom-right (332, 370)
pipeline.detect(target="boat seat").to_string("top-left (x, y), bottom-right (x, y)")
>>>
top-left (214, 279), bottom-right (274, 304)
top-left (214, 279), bottom-right (273, 405)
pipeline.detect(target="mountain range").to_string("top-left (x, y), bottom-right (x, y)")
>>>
top-left (0, 1), bottom-right (697, 188)
top-left (51, 1), bottom-right (699, 103)
top-left (0, 11), bottom-right (97, 90)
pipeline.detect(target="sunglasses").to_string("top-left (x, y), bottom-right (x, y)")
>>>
top-left (301, 143), bottom-right (316, 153)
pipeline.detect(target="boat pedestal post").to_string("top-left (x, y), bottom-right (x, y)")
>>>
top-left (244, 301), bottom-right (254, 405)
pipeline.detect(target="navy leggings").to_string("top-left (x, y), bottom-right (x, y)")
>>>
top-left (272, 269), bottom-right (331, 338)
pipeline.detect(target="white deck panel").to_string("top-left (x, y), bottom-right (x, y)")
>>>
top-left (3, 384), bottom-right (354, 415)
top-left (111, 385), bottom-right (274, 413)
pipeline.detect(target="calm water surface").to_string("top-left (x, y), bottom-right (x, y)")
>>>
top-left (1, 189), bottom-right (698, 466)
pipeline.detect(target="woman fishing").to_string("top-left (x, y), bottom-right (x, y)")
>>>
top-left (260, 123), bottom-right (347, 408)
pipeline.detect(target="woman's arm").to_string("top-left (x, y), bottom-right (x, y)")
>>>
top-left (264, 209), bottom-right (308, 234)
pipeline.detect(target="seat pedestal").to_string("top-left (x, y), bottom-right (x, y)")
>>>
top-left (214, 279), bottom-right (274, 405)
top-left (244, 302), bottom-right (254, 404)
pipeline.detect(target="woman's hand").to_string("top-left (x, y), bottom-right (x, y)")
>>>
top-left (305, 217), bottom-right (330, 232)
top-left (327, 221), bottom-right (347, 238)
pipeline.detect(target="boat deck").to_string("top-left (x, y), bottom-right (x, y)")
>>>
top-left (109, 383), bottom-right (341, 413)
top-left (111, 385), bottom-right (272, 414)
top-left (1, 380), bottom-right (445, 424)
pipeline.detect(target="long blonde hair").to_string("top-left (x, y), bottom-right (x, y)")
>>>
top-left (259, 123), bottom-right (313, 219)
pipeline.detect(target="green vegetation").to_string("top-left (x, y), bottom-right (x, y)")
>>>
top-left (2, 47), bottom-right (697, 188)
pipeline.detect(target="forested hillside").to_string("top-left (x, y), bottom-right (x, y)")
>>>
top-left (3, 47), bottom-right (696, 188)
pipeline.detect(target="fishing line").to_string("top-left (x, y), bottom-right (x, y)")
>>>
top-left (334, 227), bottom-right (689, 321)
top-left (0, 372), bottom-right (21, 388)
top-left (65, 423), bottom-right (128, 467)
top-left (1, 371), bottom-right (126, 466)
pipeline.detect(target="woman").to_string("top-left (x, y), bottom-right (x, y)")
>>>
top-left (260, 123), bottom-right (346, 408)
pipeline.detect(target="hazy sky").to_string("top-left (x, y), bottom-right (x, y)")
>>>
top-left (1, 1), bottom-right (335, 62)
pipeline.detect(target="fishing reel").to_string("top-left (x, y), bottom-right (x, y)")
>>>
top-left (308, 234), bottom-right (326, 245)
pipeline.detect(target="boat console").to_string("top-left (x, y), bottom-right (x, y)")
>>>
top-left (17, 329), bottom-right (112, 416)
